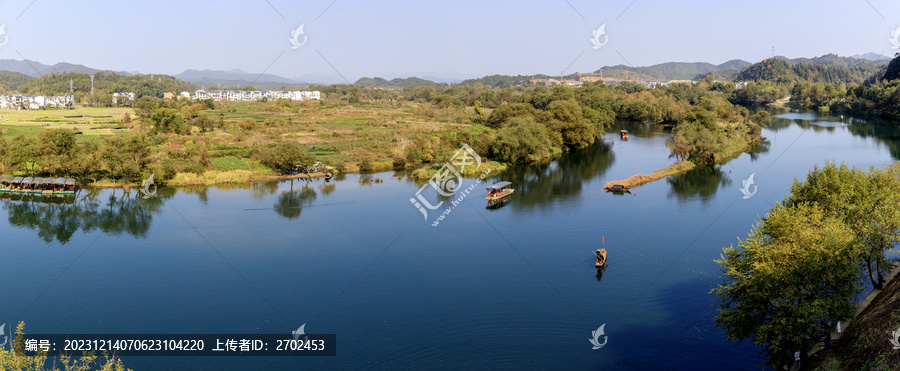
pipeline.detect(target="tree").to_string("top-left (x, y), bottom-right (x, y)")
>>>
top-left (133, 96), bottom-right (161, 119)
top-left (485, 103), bottom-right (537, 128)
top-left (102, 136), bottom-right (151, 181)
top-left (547, 99), bottom-right (595, 149)
top-left (883, 54), bottom-right (900, 82)
top-left (194, 114), bottom-right (215, 133)
top-left (490, 116), bottom-right (556, 164)
top-left (149, 108), bottom-right (187, 135)
top-left (36, 128), bottom-right (77, 176)
top-left (714, 203), bottom-right (861, 369)
top-left (261, 141), bottom-right (315, 174)
top-left (9, 135), bottom-right (38, 176)
top-left (784, 162), bottom-right (900, 289)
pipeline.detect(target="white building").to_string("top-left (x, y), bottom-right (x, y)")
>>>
top-left (0, 94), bottom-right (74, 109)
top-left (194, 89), bottom-right (321, 102)
top-left (112, 92), bottom-right (136, 104)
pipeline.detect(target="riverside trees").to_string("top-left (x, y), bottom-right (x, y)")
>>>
top-left (714, 162), bottom-right (900, 369)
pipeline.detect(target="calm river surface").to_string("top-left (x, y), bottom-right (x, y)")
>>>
top-left (2, 110), bottom-right (898, 370)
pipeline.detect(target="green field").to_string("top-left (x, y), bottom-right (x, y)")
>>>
top-left (0, 107), bottom-right (135, 140)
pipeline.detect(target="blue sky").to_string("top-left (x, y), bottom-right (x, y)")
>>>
top-left (0, 0), bottom-right (899, 82)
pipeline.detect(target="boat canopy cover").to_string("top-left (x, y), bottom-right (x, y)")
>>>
top-left (54, 177), bottom-right (66, 184)
top-left (65, 179), bottom-right (76, 186)
top-left (1, 176), bottom-right (12, 182)
top-left (33, 177), bottom-right (44, 184)
top-left (22, 177), bottom-right (34, 184)
top-left (620, 130), bottom-right (628, 133)
top-left (487, 181), bottom-right (512, 190)
top-left (12, 177), bottom-right (23, 183)
top-left (43, 178), bottom-right (56, 185)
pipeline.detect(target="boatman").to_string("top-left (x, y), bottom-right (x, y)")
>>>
top-left (595, 249), bottom-right (606, 267)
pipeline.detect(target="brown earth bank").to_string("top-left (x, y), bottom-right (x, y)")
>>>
top-left (808, 262), bottom-right (900, 370)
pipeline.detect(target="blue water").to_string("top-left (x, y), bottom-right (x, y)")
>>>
top-left (1, 111), bottom-right (898, 369)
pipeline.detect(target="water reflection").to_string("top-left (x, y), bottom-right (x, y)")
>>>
top-left (498, 140), bottom-right (615, 211)
top-left (273, 181), bottom-right (318, 220)
top-left (595, 266), bottom-right (606, 282)
top-left (666, 165), bottom-right (732, 204)
top-left (1, 188), bottom-right (171, 245)
top-left (770, 110), bottom-right (900, 161)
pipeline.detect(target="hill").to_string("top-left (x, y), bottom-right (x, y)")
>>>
top-left (353, 76), bottom-right (443, 88)
top-left (0, 59), bottom-right (131, 78)
top-left (0, 71), bottom-right (36, 92)
top-left (458, 74), bottom-right (552, 88)
top-left (592, 60), bottom-right (750, 81)
top-left (175, 69), bottom-right (299, 86)
top-left (853, 52), bottom-right (892, 61)
top-left (735, 56), bottom-right (886, 85)
top-left (17, 71), bottom-right (197, 98)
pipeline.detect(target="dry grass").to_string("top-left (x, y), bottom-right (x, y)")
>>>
top-left (603, 161), bottom-right (696, 190)
top-left (168, 170), bottom-right (254, 186)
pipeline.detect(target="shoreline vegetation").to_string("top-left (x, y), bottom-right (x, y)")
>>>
top-left (0, 75), bottom-right (771, 190)
top-left (603, 118), bottom-right (765, 190)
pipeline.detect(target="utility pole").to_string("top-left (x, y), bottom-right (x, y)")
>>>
top-left (90, 75), bottom-right (94, 96)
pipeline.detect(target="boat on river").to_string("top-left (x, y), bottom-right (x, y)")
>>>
top-left (595, 248), bottom-right (608, 268)
top-left (485, 181), bottom-right (514, 201)
top-left (605, 184), bottom-right (630, 192)
top-left (0, 176), bottom-right (13, 192)
top-left (0, 176), bottom-right (77, 196)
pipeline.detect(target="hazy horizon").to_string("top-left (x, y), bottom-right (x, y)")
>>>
top-left (0, 0), bottom-right (898, 82)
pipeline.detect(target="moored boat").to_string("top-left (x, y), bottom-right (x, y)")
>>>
top-left (61, 178), bottom-right (77, 195)
top-left (0, 176), bottom-right (13, 192)
top-left (604, 184), bottom-right (630, 192)
top-left (41, 178), bottom-right (56, 195)
top-left (10, 177), bottom-right (24, 192)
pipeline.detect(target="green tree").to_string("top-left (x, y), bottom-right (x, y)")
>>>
top-left (149, 108), bottom-right (187, 135)
top-left (102, 136), bottom-right (151, 181)
top-left (784, 162), bottom-right (900, 289)
top-left (714, 203), bottom-right (861, 369)
top-left (36, 128), bottom-right (77, 176)
top-left (261, 141), bottom-right (316, 174)
top-left (491, 116), bottom-right (556, 164)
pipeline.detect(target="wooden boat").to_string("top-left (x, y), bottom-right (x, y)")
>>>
top-left (21, 177), bottom-right (37, 194)
top-left (10, 177), bottom-right (24, 192)
top-left (595, 248), bottom-right (608, 268)
top-left (485, 181), bottom-right (514, 201)
top-left (620, 130), bottom-right (629, 140)
top-left (41, 178), bottom-right (56, 195)
top-left (604, 184), bottom-right (630, 192)
top-left (0, 176), bottom-right (13, 192)
top-left (61, 178), bottom-right (77, 195)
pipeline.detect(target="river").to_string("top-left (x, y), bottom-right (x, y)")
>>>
top-left (1, 110), bottom-right (897, 369)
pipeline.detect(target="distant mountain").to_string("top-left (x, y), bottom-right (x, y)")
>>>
top-left (0, 59), bottom-right (131, 78)
top-left (735, 56), bottom-right (885, 85)
top-left (354, 76), bottom-right (442, 88)
top-left (0, 59), bottom-right (50, 76)
top-left (175, 69), bottom-right (299, 87)
top-left (717, 59), bottom-right (752, 70)
top-left (593, 60), bottom-right (750, 81)
top-left (0, 70), bottom-right (35, 92)
top-left (188, 78), bottom-right (309, 90)
top-left (852, 52), bottom-right (892, 61)
top-left (774, 53), bottom-right (889, 69)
